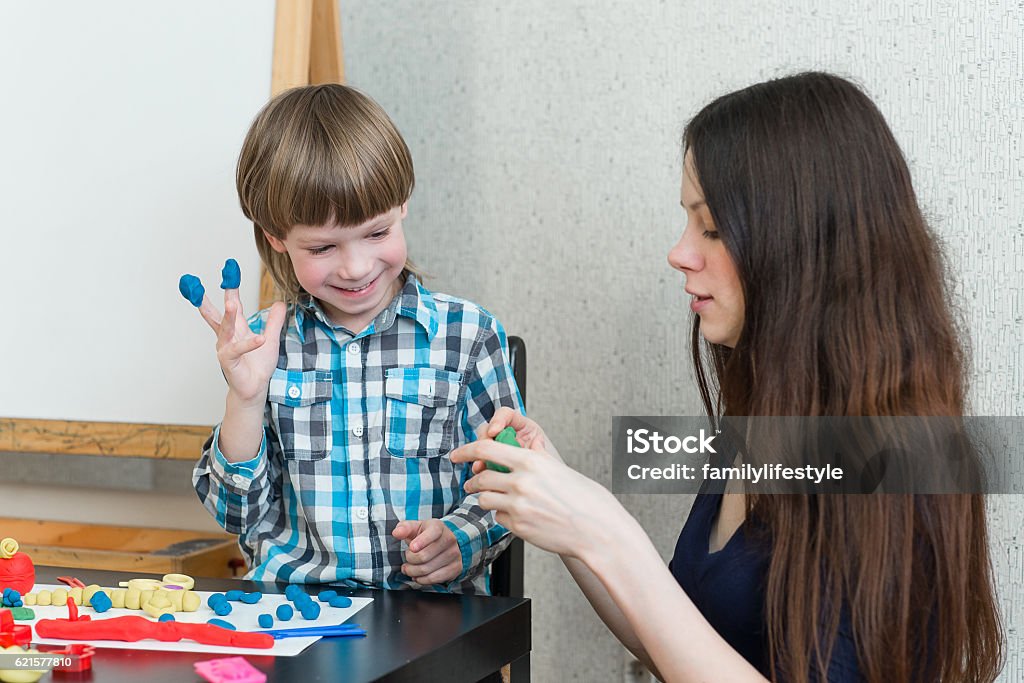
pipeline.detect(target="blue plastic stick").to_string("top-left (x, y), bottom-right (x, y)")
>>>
top-left (257, 623), bottom-right (366, 639)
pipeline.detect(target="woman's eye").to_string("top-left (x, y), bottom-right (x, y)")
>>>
top-left (702, 230), bottom-right (720, 240)
top-left (308, 245), bottom-right (333, 255)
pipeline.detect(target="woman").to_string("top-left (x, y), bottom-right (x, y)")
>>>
top-left (452, 72), bottom-right (1004, 682)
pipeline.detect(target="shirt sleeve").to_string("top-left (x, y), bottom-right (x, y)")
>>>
top-left (192, 415), bottom-right (283, 535)
top-left (441, 312), bottom-right (525, 584)
top-left (191, 309), bottom-right (282, 536)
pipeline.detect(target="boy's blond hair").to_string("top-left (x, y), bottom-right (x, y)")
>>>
top-left (237, 84), bottom-right (419, 301)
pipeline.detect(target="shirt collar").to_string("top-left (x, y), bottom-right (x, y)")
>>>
top-left (291, 273), bottom-right (438, 343)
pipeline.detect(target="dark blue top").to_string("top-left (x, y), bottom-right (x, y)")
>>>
top-left (669, 492), bottom-right (865, 681)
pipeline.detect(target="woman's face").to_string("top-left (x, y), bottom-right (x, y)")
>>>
top-left (667, 152), bottom-right (745, 348)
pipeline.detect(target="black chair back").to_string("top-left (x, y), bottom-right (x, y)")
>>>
top-left (488, 336), bottom-right (526, 598)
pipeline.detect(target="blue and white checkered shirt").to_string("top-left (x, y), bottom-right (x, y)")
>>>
top-left (192, 274), bottom-right (523, 593)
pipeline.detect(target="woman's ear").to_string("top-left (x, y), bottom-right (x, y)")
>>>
top-left (263, 230), bottom-right (288, 254)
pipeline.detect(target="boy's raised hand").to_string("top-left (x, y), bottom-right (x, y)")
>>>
top-left (392, 519), bottom-right (462, 586)
top-left (180, 260), bottom-right (286, 405)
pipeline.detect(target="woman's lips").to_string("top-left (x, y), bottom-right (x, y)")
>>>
top-left (690, 294), bottom-right (713, 313)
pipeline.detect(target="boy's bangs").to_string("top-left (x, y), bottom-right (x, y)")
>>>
top-left (264, 113), bottom-right (414, 234)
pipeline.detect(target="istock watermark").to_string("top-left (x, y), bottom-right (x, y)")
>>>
top-left (612, 416), bottom-right (1023, 495)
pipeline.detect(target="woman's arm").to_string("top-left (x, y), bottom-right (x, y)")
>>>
top-left (453, 433), bottom-right (769, 683)
top-left (561, 555), bottom-right (664, 680)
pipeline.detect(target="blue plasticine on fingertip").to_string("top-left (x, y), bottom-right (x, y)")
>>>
top-left (178, 274), bottom-right (205, 307)
top-left (220, 258), bottom-right (241, 289)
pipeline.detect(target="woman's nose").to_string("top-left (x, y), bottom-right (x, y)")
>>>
top-left (667, 231), bottom-right (701, 272)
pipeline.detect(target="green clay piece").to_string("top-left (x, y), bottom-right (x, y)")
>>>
top-left (10, 607), bottom-right (34, 620)
top-left (486, 426), bottom-right (520, 473)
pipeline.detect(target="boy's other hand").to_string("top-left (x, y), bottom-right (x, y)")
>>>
top-left (392, 519), bottom-right (462, 586)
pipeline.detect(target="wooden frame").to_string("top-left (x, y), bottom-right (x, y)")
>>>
top-left (0, 0), bottom-right (344, 460)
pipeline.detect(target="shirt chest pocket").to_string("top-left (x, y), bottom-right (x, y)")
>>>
top-left (267, 368), bottom-right (334, 461)
top-left (383, 367), bottom-right (464, 458)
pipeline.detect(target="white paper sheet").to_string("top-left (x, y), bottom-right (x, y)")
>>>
top-left (20, 584), bottom-right (372, 657)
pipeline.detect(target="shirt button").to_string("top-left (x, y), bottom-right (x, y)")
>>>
top-left (353, 425), bottom-right (364, 437)
top-left (231, 474), bottom-right (246, 485)
top-left (287, 385), bottom-right (301, 399)
top-left (347, 343), bottom-right (360, 355)
top-left (355, 508), bottom-right (368, 520)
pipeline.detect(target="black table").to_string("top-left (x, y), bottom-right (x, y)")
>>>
top-left (27, 566), bottom-right (530, 682)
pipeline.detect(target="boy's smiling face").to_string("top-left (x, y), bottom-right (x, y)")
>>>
top-left (265, 204), bottom-right (409, 333)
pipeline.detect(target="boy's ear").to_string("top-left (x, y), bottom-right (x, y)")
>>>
top-left (399, 202), bottom-right (408, 219)
top-left (263, 230), bottom-right (288, 254)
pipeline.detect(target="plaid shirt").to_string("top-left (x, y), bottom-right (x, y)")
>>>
top-left (192, 275), bottom-right (523, 593)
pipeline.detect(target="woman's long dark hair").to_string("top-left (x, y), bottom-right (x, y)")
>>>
top-left (685, 72), bottom-right (1004, 682)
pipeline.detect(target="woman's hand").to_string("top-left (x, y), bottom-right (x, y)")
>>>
top-left (452, 412), bottom-right (627, 562)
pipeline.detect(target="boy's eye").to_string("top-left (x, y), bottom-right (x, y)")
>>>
top-left (308, 245), bottom-right (333, 255)
top-left (369, 227), bottom-right (390, 240)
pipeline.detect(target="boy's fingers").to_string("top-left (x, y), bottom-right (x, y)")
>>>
top-left (404, 545), bottom-right (460, 577)
top-left (264, 301), bottom-right (287, 339)
top-left (196, 296), bottom-right (223, 333)
top-left (218, 300), bottom-right (237, 345)
top-left (407, 522), bottom-right (444, 554)
top-left (392, 520), bottom-right (422, 540)
top-left (222, 335), bottom-right (265, 359)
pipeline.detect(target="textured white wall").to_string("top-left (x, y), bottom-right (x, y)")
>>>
top-left (339, 0), bottom-right (1023, 680)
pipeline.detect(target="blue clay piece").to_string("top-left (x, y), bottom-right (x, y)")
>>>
top-left (220, 258), bottom-right (241, 289)
top-left (158, 613), bottom-right (176, 622)
top-left (317, 590), bottom-right (337, 603)
top-left (207, 618), bottom-right (236, 630)
top-left (329, 596), bottom-right (352, 609)
top-left (284, 585), bottom-right (303, 601)
top-left (258, 613), bottom-right (274, 628)
top-left (239, 592), bottom-right (262, 604)
top-left (275, 604), bottom-right (294, 621)
top-left (90, 591), bottom-right (112, 613)
top-left (207, 593), bottom-right (226, 608)
top-left (224, 590), bottom-right (244, 601)
top-left (300, 603), bottom-right (321, 621)
top-left (214, 602), bottom-right (232, 616)
top-left (178, 274), bottom-right (205, 307)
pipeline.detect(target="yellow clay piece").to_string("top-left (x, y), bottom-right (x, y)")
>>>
top-left (125, 587), bottom-right (141, 610)
top-left (21, 594), bottom-right (35, 606)
top-left (68, 587), bottom-right (83, 606)
top-left (0, 538), bottom-right (19, 559)
top-left (162, 573), bottom-right (195, 590)
top-left (182, 591), bottom-right (200, 612)
top-left (111, 588), bottom-right (127, 609)
top-left (139, 590), bottom-right (154, 609)
top-left (82, 584), bottom-right (102, 605)
top-left (50, 588), bottom-right (67, 606)
top-left (165, 590), bottom-right (184, 612)
top-left (149, 592), bottom-right (171, 610)
top-left (36, 591), bottom-right (51, 607)
top-left (142, 602), bottom-right (173, 619)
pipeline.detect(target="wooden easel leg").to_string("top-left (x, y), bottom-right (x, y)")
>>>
top-left (310, 0), bottom-right (345, 84)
